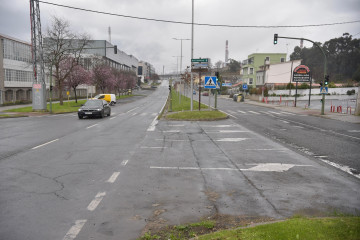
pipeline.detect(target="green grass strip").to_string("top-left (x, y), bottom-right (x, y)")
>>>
top-left (199, 217), bottom-right (360, 240)
top-left (166, 110), bottom-right (227, 121)
top-left (6, 100), bottom-right (87, 114)
top-left (170, 90), bottom-right (207, 112)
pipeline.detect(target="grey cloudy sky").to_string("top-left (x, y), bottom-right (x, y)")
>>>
top-left (1, 0), bottom-right (359, 73)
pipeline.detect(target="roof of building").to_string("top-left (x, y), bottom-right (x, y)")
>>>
top-left (0, 33), bottom-right (31, 45)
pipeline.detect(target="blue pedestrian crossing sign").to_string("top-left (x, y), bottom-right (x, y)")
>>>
top-left (320, 87), bottom-right (328, 94)
top-left (204, 76), bottom-right (217, 89)
top-left (242, 84), bottom-right (248, 90)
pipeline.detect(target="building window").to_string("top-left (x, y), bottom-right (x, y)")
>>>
top-left (3, 38), bottom-right (32, 63)
top-left (249, 78), bottom-right (253, 84)
top-left (249, 68), bottom-right (254, 74)
top-left (281, 58), bottom-right (285, 62)
top-left (4, 69), bottom-right (34, 82)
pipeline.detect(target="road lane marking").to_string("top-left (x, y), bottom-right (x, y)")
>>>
top-left (62, 219), bottom-right (87, 240)
top-left (87, 192), bottom-right (106, 211)
top-left (147, 116), bottom-right (158, 131)
top-left (279, 120), bottom-right (289, 124)
top-left (86, 124), bottom-right (98, 129)
top-left (203, 125), bottom-right (236, 128)
top-left (121, 160), bottom-right (129, 166)
top-left (126, 107), bottom-right (140, 113)
top-left (141, 146), bottom-right (167, 149)
top-left (321, 159), bottom-right (360, 179)
top-left (248, 111), bottom-right (260, 115)
top-left (163, 130), bottom-right (181, 133)
top-left (32, 139), bottom-right (59, 150)
top-left (150, 163), bottom-right (312, 172)
top-left (206, 130), bottom-right (250, 133)
top-left (215, 138), bottom-right (248, 142)
top-left (347, 130), bottom-right (360, 133)
top-left (107, 172), bottom-right (120, 183)
top-left (237, 110), bottom-right (247, 114)
top-left (245, 148), bottom-right (288, 151)
top-left (222, 111), bottom-right (238, 119)
top-left (280, 111), bottom-right (296, 115)
top-left (110, 117), bottom-right (116, 120)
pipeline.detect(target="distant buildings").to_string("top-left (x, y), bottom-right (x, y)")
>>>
top-left (241, 53), bottom-right (286, 87)
top-left (0, 34), bottom-right (155, 105)
top-left (138, 61), bottom-right (155, 84)
top-left (0, 34), bottom-right (36, 104)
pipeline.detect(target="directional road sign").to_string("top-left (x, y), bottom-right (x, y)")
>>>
top-left (191, 58), bottom-right (208, 63)
top-left (242, 84), bottom-right (248, 90)
top-left (204, 76), bottom-right (217, 89)
top-left (222, 83), bottom-right (232, 87)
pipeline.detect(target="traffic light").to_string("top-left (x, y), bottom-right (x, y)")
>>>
top-left (50, 85), bottom-right (53, 91)
top-left (169, 85), bottom-right (171, 91)
top-left (319, 82), bottom-right (323, 87)
top-left (325, 75), bottom-right (329, 85)
top-left (274, 34), bottom-right (278, 45)
top-left (215, 71), bottom-right (219, 79)
top-left (114, 45), bottom-right (117, 54)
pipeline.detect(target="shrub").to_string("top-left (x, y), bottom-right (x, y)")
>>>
top-left (347, 89), bottom-right (356, 95)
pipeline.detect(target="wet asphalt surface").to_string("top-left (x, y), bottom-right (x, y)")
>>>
top-left (0, 82), bottom-right (359, 240)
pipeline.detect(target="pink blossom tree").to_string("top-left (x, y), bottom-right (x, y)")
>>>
top-left (91, 63), bottom-right (114, 93)
top-left (64, 63), bottom-right (91, 103)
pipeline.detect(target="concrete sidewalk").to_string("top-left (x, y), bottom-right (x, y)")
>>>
top-left (243, 99), bottom-right (360, 124)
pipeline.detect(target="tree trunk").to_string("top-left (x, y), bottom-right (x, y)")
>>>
top-left (73, 86), bottom-right (78, 103)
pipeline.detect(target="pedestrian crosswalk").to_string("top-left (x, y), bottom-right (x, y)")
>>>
top-left (229, 110), bottom-right (297, 116)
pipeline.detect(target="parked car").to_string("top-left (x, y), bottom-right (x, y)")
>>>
top-left (78, 99), bottom-right (111, 119)
top-left (92, 94), bottom-right (116, 105)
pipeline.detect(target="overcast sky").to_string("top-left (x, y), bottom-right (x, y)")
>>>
top-left (1, 0), bottom-right (359, 74)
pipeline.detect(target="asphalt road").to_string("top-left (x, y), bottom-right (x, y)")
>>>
top-left (0, 82), bottom-right (359, 240)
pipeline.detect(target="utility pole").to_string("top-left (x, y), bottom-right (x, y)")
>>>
top-left (190, 0), bottom-right (194, 111)
top-left (173, 38), bottom-right (190, 104)
top-left (30, 0), bottom-right (47, 111)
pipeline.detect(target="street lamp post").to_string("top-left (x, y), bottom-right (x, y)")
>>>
top-left (173, 38), bottom-right (190, 104)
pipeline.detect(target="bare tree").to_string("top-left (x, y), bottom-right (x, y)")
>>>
top-left (43, 16), bottom-right (90, 105)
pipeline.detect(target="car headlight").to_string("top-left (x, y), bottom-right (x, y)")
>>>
top-left (97, 109), bottom-right (101, 111)
top-left (78, 109), bottom-right (82, 112)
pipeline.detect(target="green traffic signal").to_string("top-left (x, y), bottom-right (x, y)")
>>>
top-left (325, 75), bottom-right (329, 85)
top-left (274, 34), bottom-right (278, 44)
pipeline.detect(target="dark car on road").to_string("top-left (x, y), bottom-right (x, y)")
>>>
top-left (78, 99), bottom-right (111, 119)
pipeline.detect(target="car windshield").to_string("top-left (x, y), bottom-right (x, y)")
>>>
top-left (83, 100), bottom-right (102, 107)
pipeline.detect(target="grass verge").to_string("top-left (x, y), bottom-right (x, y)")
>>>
top-left (165, 90), bottom-right (226, 120)
top-left (138, 217), bottom-right (360, 240)
top-left (0, 114), bottom-right (28, 118)
top-left (6, 100), bottom-right (87, 114)
top-left (199, 217), bottom-right (360, 240)
top-left (166, 110), bottom-right (227, 121)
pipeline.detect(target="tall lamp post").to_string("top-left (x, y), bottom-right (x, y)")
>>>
top-left (173, 38), bottom-right (190, 104)
top-left (172, 56), bottom-right (180, 102)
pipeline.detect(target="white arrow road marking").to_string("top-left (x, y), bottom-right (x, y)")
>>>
top-left (242, 163), bottom-right (312, 172)
top-left (87, 192), bottom-right (106, 211)
top-left (150, 163), bottom-right (312, 172)
top-left (63, 219), bottom-right (87, 240)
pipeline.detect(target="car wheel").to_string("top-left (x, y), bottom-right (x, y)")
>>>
top-left (100, 111), bottom-right (104, 118)
top-left (78, 115), bottom-right (83, 119)
top-left (107, 110), bottom-right (111, 116)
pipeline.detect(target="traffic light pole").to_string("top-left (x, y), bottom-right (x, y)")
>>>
top-left (275, 35), bottom-right (327, 115)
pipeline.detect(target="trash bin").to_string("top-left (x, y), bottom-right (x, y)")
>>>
top-left (240, 94), bottom-right (245, 102)
top-left (233, 94), bottom-right (238, 101)
top-left (237, 95), bottom-right (242, 102)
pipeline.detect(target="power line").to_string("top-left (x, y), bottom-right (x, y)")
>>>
top-left (39, 1), bottom-right (360, 29)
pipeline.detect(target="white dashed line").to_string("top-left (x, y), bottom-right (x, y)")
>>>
top-left (62, 219), bottom-right (87, 240)
top-left (248, 111), bottom-right (260, 115)
top-left (87, 192), bottom-right (106, 211)
top-left (107, 172), bottom-right (120, 183)
top-left (110, 117), bottom-right (116, 120)
top-left (86, 124), bottom-right (98, 129)
top-left (121, 160), bottom-right (129, 166)
top-left (147, 116), bottom-right (158, 131)
top-left (32, 139), bottom-right (59, 150)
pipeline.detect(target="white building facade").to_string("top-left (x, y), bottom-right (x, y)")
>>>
top-left (0, 34), bottom-right (39, 104)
